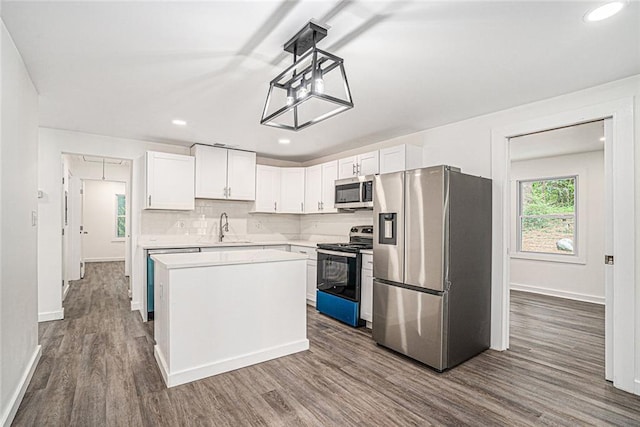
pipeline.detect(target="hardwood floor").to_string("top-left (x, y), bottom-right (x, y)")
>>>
top-left (13, 263), bottom-right (640, 426)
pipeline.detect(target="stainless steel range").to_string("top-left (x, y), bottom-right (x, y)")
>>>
top-left (316, 225), bottom-right (373, 327)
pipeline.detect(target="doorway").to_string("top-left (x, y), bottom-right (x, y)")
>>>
top-left (62, 154), bottom-right (132, 298)
top-left (491, 98), bottom-right (635, 394)
top-left (508, 121), bottom-right (607, 380)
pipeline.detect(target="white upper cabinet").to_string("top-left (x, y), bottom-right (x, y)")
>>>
top-left (192, 145), bottom-right (227, 199)
top-left (255, 165), bottom-right (281, 212)
top-left (357, 150), bottom-right (379, 176)
top-left (227, 150), bottom-right (256, 201)
top-left (338, 151), bottom-right (379, 179)
top-left (379, 144), bottom-right (423, 174)
top-left (280, 167), bottom-right (305, 213)
top-left (305, 161), bottom-right (338, 213)
top-left (304, 164), bottom-right (322, 214)
top-left (145, 151), bottom-right (195, 210)
top-left (191, 144), bottom-right (256, 201)
top-left (320, 161), bottom-right (338, 212)
top-left (338, 156), bottom-right (357, 179)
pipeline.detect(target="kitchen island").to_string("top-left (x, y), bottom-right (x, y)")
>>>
top-left (151, 249), bottom-right (309, 387)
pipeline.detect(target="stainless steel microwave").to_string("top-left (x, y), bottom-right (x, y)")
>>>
top-left (334, 175), bottom-right (374, 209)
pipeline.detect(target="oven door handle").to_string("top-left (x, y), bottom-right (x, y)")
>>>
top-left (317, 249), bottom-right (358, 258)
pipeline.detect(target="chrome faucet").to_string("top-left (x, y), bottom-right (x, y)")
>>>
top-left (218, 212), bottom-right (229, 242)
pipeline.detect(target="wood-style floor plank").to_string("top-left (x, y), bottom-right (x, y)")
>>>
top-left (12, 263), bottom-right (640, 426)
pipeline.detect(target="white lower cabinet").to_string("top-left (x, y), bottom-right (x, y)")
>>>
top-left (360, 253), bottom-right (373, 325)
top-left (306, 260), bottom-right (317, 304)
top-left (290, 245), bottom-right (317, 305)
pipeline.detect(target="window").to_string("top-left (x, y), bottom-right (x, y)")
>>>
top-left (517, 176), bottom-right (576, 256)
top-left (115, 194), bottom-right (126, 239)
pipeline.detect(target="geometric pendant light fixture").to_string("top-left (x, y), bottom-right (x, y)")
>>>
top-left (260, 21), bottom-right (354, 131)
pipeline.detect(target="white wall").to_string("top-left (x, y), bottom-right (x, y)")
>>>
top-left (0, 21), bottom-right (40, 427)
top-left (509, 151), bottom-right (605, 303)
top-left (82, 180), bottom-right (126, 262)
top-left (37, 128), bottom-right (188, 321)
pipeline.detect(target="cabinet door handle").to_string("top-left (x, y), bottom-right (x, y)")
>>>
top-left (357, 163), bottom-right (361, 175)
top-left (301, 202), bottom-right (304, 212)
top-left (223, 187), bottom-right (227, 197)
top-left (274, 201), bottom-right (277, 212)
top-left (352, 163), bottom-right (356, 175)
top-left (148, 195), bottom-right (151, 206)
top-left (228, 187), bottom-right (231, 198)
top-left (320, 201), bottom-right (324, 210)
top-left (317, 201), bottom-right (320, 211)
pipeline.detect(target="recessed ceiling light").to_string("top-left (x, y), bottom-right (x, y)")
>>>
top-left (278, 139), bottom-right (291, 145)
top-left (172, 119), bottom-right (187, 126)
top-left (584, 1), bottom-right (626, 22)
top-left (600, 137), bottom-right (606, 141)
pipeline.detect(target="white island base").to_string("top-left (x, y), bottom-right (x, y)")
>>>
top-left (151, 249), bottom-right (309, 387)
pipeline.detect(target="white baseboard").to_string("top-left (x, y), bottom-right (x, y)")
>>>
top-left (130, 301), bottom-right (141, 312)
top-left (155, 339), bottom-right (309, 388)
top-left (510, 283), bottom-right (605, 305)
top-left (306, 299), bottom-right (316, 308)
top-left (38, 308), bottom-right (64, 322)
top-left (62, 283), bottom-right (70, 300)
top-left (635, 379), bottom-right (640, 396)
top-left (84, 257), bottom-right (125, 263)
top-left (1, 345), bottom-right (42, 427)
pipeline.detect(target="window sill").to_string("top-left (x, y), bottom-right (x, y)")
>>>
top-left (510, 252), bottom-right (586, 265)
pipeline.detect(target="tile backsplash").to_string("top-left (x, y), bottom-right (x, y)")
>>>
top-left (141, 199), bottom-right (300, 241)
top-left (141, 199), bottom-right (374, 242)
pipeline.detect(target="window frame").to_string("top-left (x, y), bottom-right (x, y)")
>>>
top-left (511, 171), bottom-right (586, 265)
top-left (114, 193), bottom-right (126, 241)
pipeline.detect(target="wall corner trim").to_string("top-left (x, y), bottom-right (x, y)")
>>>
top-left (0, 345), bottom-right (42, 427)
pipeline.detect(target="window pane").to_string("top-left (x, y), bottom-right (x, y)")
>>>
top-left (521, 178), bottom-right (575, 216)
top-left (117, 217), bottom-right (126, 238)
top-left (521, 216), bottom-right (575, 254)
top-left (117, 195), bottom-right (126, 215)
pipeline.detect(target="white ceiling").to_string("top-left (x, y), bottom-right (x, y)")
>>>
top-left (510, 120), bottom-right (604, 161)
top-left (2, 1), bottom-right (639, 162)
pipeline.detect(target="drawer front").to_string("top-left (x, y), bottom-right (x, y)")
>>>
top-left (362, 253), bottom-right (373, 271)
top-left (290, 245), bottom-right (317, 260)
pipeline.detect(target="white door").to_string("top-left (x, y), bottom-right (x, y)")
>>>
top-left (357, 150), bottom-right (379, 176)
top-left (338, 156), bottom-right (357, 179)
top-left (604, 117), bottom-right (613, 382)
top-left (146, 151), bottom-right (195, 210)
top-left (304, 165), bottom-right (322, 213)
top-left (227, 150), bottom-right (256, 201)
top-left (67, 176), bottom-right (82, 281)
top-left (321, 161), bottom-right (338, 212)
top-left (280, 168), bottom-right (305, 213)
top-left (255, 165), bottom-right (281, 212)
top-left (379, 145), bottom-right (406, 174)
top-left (193, 145), bottom-right (227, 199)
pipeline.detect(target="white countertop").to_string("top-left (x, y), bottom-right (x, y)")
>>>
top-left (151, 249), bottom-right (307, 269)
top-left (139, 238), bottom-right (321, 250)
top-left (360, 249), bottom-right (373, 255)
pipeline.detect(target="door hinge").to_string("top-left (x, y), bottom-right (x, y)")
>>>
top-left (62, 228), bottom-right (65, 236)
top-left (62, 177), bottom-right (65, 184)
top-left (80, 188), bottom-right (83, 195)
top-left (605, 255), bottom-right (614, 265)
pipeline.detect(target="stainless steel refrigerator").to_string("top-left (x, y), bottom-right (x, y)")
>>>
top-left (372, 165), bottom-right (492, 371)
